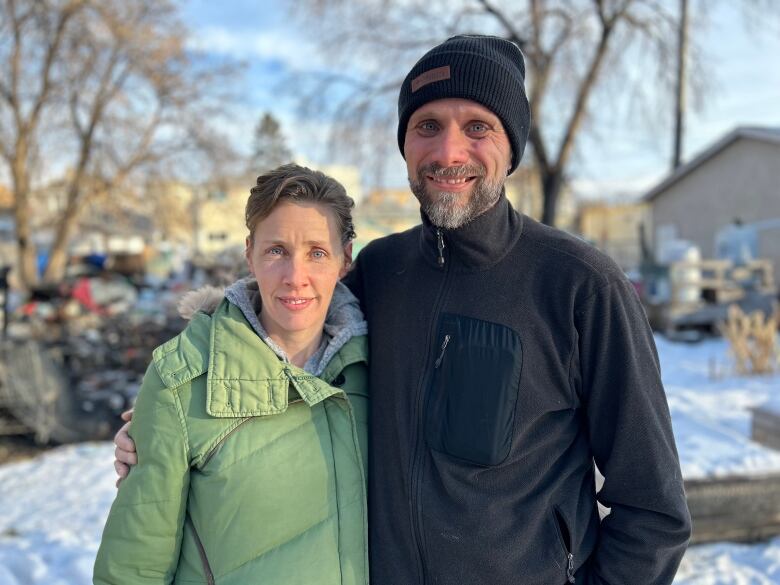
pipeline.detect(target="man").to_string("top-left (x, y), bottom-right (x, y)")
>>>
top-left (115, 35), bottom-right (691, 584)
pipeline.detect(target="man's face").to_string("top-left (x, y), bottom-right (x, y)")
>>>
top-left (404, 98), bottom-right (512, 229)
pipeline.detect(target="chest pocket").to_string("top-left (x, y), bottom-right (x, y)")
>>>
top-left (425, 313), bottom-right (522, 467)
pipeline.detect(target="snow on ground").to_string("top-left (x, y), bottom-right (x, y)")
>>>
top-left (657, 336), bottom-right (780, 479)
top-left (0, 443), bottom-right (116, 585)
top-left (0, 336), bottom-right (778, 584)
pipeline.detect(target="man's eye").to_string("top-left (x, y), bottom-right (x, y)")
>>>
top-left (418, 121), bottom-right (438, 134)
top-left (267, 247), bottom-right (284, 256)
top-left (311, 249), bottom-right (327, 259)
top-left (469, 122), bottom-right (488, 134)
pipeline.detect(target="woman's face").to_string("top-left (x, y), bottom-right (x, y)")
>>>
top-left (246, 201), bottom-right (351, 349)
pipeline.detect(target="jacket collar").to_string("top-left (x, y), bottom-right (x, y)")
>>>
top-left (205, 300), bottom-right (361, 418)
top-left (418, 190), bottom-right (523, 271)
top-left (151, 299), bottom-right (367, 418)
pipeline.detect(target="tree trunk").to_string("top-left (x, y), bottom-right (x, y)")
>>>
top-left (41, 187), bottom-right (81, 284)
top-left (540, 169), bottom-right (563, 227)
top-left (41, 231), bottom-right (72, 284)
top-left (14, 202), bottom-right (38, 289)
top-left (672, 0), bottom-right (688, 170)
top-left (10, 143), bottom-right (38, 289)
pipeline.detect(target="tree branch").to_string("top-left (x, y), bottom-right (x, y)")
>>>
top-left (476, 0), bottom-right (527, 48)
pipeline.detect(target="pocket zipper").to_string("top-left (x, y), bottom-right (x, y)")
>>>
top-left (434, 334), bottom-right (451, 368)
top-left (554, 506), bottom-right (576, 583)
top-left (186, 516), bottom-right (215, 585)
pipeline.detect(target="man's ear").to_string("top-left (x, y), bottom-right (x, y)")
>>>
top-left (340, 241), bottom-right (354, 278)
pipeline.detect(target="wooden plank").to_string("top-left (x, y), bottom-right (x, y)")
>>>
top-left (751, 406), bottom-right (780, 451)
top-left (685, 473), bottom-right (780, 544)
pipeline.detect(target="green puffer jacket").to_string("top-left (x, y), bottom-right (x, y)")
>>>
top-left (94, 299), bottom-right (369, 585)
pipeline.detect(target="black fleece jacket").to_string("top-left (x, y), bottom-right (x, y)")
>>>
top-left (343, 194), bottom-right (691, 585)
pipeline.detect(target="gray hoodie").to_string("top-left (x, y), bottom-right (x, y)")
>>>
top-left (178, 277), bottom-right (367, 376)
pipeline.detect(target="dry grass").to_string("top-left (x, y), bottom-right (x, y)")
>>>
top-left (718, 304), bottom-right (780, 375)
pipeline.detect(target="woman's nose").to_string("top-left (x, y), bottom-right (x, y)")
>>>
top-left (282, 256), bottom-right (308, 288)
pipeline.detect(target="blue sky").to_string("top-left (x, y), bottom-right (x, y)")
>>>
top-left (179, 0), bottom-right (780, 199)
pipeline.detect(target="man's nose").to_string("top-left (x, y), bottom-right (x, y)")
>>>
top-left (432, 126), bottom-right (469, 167)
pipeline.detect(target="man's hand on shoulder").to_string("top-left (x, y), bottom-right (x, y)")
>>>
top-left (114, 409), bottom-right (137, 488)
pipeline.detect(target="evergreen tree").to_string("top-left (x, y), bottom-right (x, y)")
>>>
top-left (250, 112), bottom-right (292, 173)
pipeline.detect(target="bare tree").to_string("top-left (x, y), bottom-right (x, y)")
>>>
top-left (286, 0), bottom-right (689, 226)
top-left (0, 0), bottom-right (237, 287)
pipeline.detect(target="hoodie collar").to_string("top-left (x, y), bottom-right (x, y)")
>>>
top-left (419, 191), bottom-right (523, 271)
top-left (224, 277), bottom-right (367, 377)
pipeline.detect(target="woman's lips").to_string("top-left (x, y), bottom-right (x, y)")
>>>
top-left (277, 297), bottom-right (315, 311)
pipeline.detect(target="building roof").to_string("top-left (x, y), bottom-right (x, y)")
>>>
top-left (642, 126), bottom-right (780, 202)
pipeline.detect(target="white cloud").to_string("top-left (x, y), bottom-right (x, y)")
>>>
top-left (186, 26), bottom-right (323, 71)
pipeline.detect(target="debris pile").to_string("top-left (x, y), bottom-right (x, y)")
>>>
top-left (0, 271), bottom-right (188, 443)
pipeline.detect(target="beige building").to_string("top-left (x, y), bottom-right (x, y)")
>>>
top-left (313, 163), bottom-right (363, 204)
top-left (577, 201), bottom-right (651, 271)
top-left (354, 188), bottom-right (420, 248)
top-left (196, 162), bottom-right (365, 257)
top-left (644, 126), bottom-right (780, 280)
top-left (504, 166), bottom-right (577, 231)
top-left (195, 183), bottom-right (247, 256)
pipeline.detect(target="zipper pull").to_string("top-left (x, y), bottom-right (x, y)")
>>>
top-left (436, 228), bottom-right (445, 267)
top-left (434, 334), bottom-right (451, 368)
top-left (566, 553), bottom-right (575, 583)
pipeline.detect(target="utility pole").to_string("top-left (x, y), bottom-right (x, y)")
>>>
top-left (672, 0), bottom-right (689, 170)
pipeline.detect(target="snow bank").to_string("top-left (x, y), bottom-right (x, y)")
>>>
top-left (0, 335), bottom-right (778, 583)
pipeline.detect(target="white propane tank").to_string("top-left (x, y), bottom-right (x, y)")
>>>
top-left (659, 240), bottom-right (702, 304)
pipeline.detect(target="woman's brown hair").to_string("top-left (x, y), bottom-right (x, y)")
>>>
top-left (246, 163), bottom-right (356, 245)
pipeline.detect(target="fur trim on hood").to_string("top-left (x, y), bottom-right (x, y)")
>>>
top-left (177, 285), bottom-right (225, 320)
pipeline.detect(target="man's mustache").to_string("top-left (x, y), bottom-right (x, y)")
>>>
top-left (419, 163), bottom-right (486, 178)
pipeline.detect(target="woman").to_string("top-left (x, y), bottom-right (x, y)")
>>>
top-left (94, 164), bottom-right (369, 585)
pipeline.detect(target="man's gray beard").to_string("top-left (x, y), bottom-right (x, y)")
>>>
top-left (409, 170), bottom-right (504, 230)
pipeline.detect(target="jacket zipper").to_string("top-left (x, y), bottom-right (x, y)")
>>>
top-left (409, 229), bottom-right (450, 584)
top-left (338, 386), bottom-right (370, 584)
top-left (436, 229), bottom-right (446, 267)
top-left (293, 365), bottom-right (369, 583)
top-left (200, 417), bottom-right (253, 468)
top-left (187, 516), bottom-right (215, 585)
top-left (568, 552), bottom-right (575, 583)
top-left (553, 506), bottom-right (576, 583)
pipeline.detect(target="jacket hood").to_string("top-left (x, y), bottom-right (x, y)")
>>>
top-left (177, 277), bottom-right (367, 377)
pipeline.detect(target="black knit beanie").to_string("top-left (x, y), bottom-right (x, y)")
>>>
top-left (397, 34), bottom-right (530, 175)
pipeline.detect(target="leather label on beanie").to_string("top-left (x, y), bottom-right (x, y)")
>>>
top-left (411, 65), bottom-right (451, 92)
